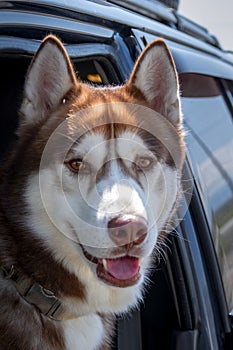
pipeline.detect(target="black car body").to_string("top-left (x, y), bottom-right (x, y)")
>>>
top-left (0, 1), bottom-right (233, 349)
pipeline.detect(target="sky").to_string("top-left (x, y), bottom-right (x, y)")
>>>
top-left (179, 0), bottom-right (233, 50)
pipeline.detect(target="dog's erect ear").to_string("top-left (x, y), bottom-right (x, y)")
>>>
top-left (127, 39), bottom-right (181, 126)
top-left (20, 35), bottom-right (77, 124)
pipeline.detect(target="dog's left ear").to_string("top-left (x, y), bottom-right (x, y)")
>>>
top-left (20, 35), bottom-right (77, 124)
top-left (127, 39), bottom-right (181, 126)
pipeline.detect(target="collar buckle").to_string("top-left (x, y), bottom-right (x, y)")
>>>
top-left (1, 265), bottom-right (67, 321)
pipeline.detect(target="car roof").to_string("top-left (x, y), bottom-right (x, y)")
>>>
top-left (1, 0), bottom-right (233, 67)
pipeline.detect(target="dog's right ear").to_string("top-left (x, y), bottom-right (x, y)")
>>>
top-left (20, 35), bottom-right (77, 124)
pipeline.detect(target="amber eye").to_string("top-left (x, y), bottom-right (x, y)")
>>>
top-left (136, 157), bottom-right (153, 169)
top-left (66, 159), bottom-right (83, 172)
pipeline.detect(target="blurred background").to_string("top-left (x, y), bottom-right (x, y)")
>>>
top-left (180, 0), bottom-right (233, 50)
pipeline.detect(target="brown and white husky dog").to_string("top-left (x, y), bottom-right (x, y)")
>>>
top-left (0, 35), bottom-right (185, 349)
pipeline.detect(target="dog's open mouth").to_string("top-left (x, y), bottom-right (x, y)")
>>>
top-left (81, 245), bottom-right (141, 287)
top-left (97, 256), bottom-right (141, 287)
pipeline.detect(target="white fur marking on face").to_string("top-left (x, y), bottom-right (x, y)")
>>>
top-left (117, 131), bottom-right (155, 163)
top-left (97, 180), bottom-right (147, 222)
top-left (71, 133), bottom-right (107, 166)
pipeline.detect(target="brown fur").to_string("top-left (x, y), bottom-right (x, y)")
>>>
top-left (0, 35), bottom-right (185, 349)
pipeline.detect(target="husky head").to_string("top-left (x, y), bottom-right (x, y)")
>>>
top-left (15, 36), bottom-right (185, 314)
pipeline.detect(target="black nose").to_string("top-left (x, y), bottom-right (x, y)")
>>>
top-left (108, 215), bottom-right (148, 248)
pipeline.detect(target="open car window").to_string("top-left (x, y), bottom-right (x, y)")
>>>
top-left (0, 53), bottom-right (120, 158)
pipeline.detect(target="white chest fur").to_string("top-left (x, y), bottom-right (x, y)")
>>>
top-left (62, 314), bottom-right (105, 350)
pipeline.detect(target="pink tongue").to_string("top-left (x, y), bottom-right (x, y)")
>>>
top-left (106, 257), bottom-right (139, 280)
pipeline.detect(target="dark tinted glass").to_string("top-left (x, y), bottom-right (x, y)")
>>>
top-left (180, 73), bottom-right (233, 312)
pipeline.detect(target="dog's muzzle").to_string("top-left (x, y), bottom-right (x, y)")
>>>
top-left (81, 215), bottom-right (148, 288)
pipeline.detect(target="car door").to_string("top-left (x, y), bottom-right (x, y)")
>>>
top-left (128, 30), bottom-right (233, 349)
top-left (180, 74), bottom-right (233, 349)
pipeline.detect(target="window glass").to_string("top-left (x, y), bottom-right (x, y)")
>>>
top-left (180, 73), bottom-right (233, 311)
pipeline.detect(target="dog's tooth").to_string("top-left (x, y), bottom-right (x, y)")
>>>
top-left (102, 259), bottom-right (108, 271)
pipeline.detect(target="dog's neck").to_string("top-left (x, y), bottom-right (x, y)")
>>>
top-left (0, 265), bottom-right (78, 321)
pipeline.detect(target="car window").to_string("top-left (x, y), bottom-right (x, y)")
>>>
top-left (0, 54), bottom-right (119, 158)
top-left (180, 73), bottom-right (233, 312)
